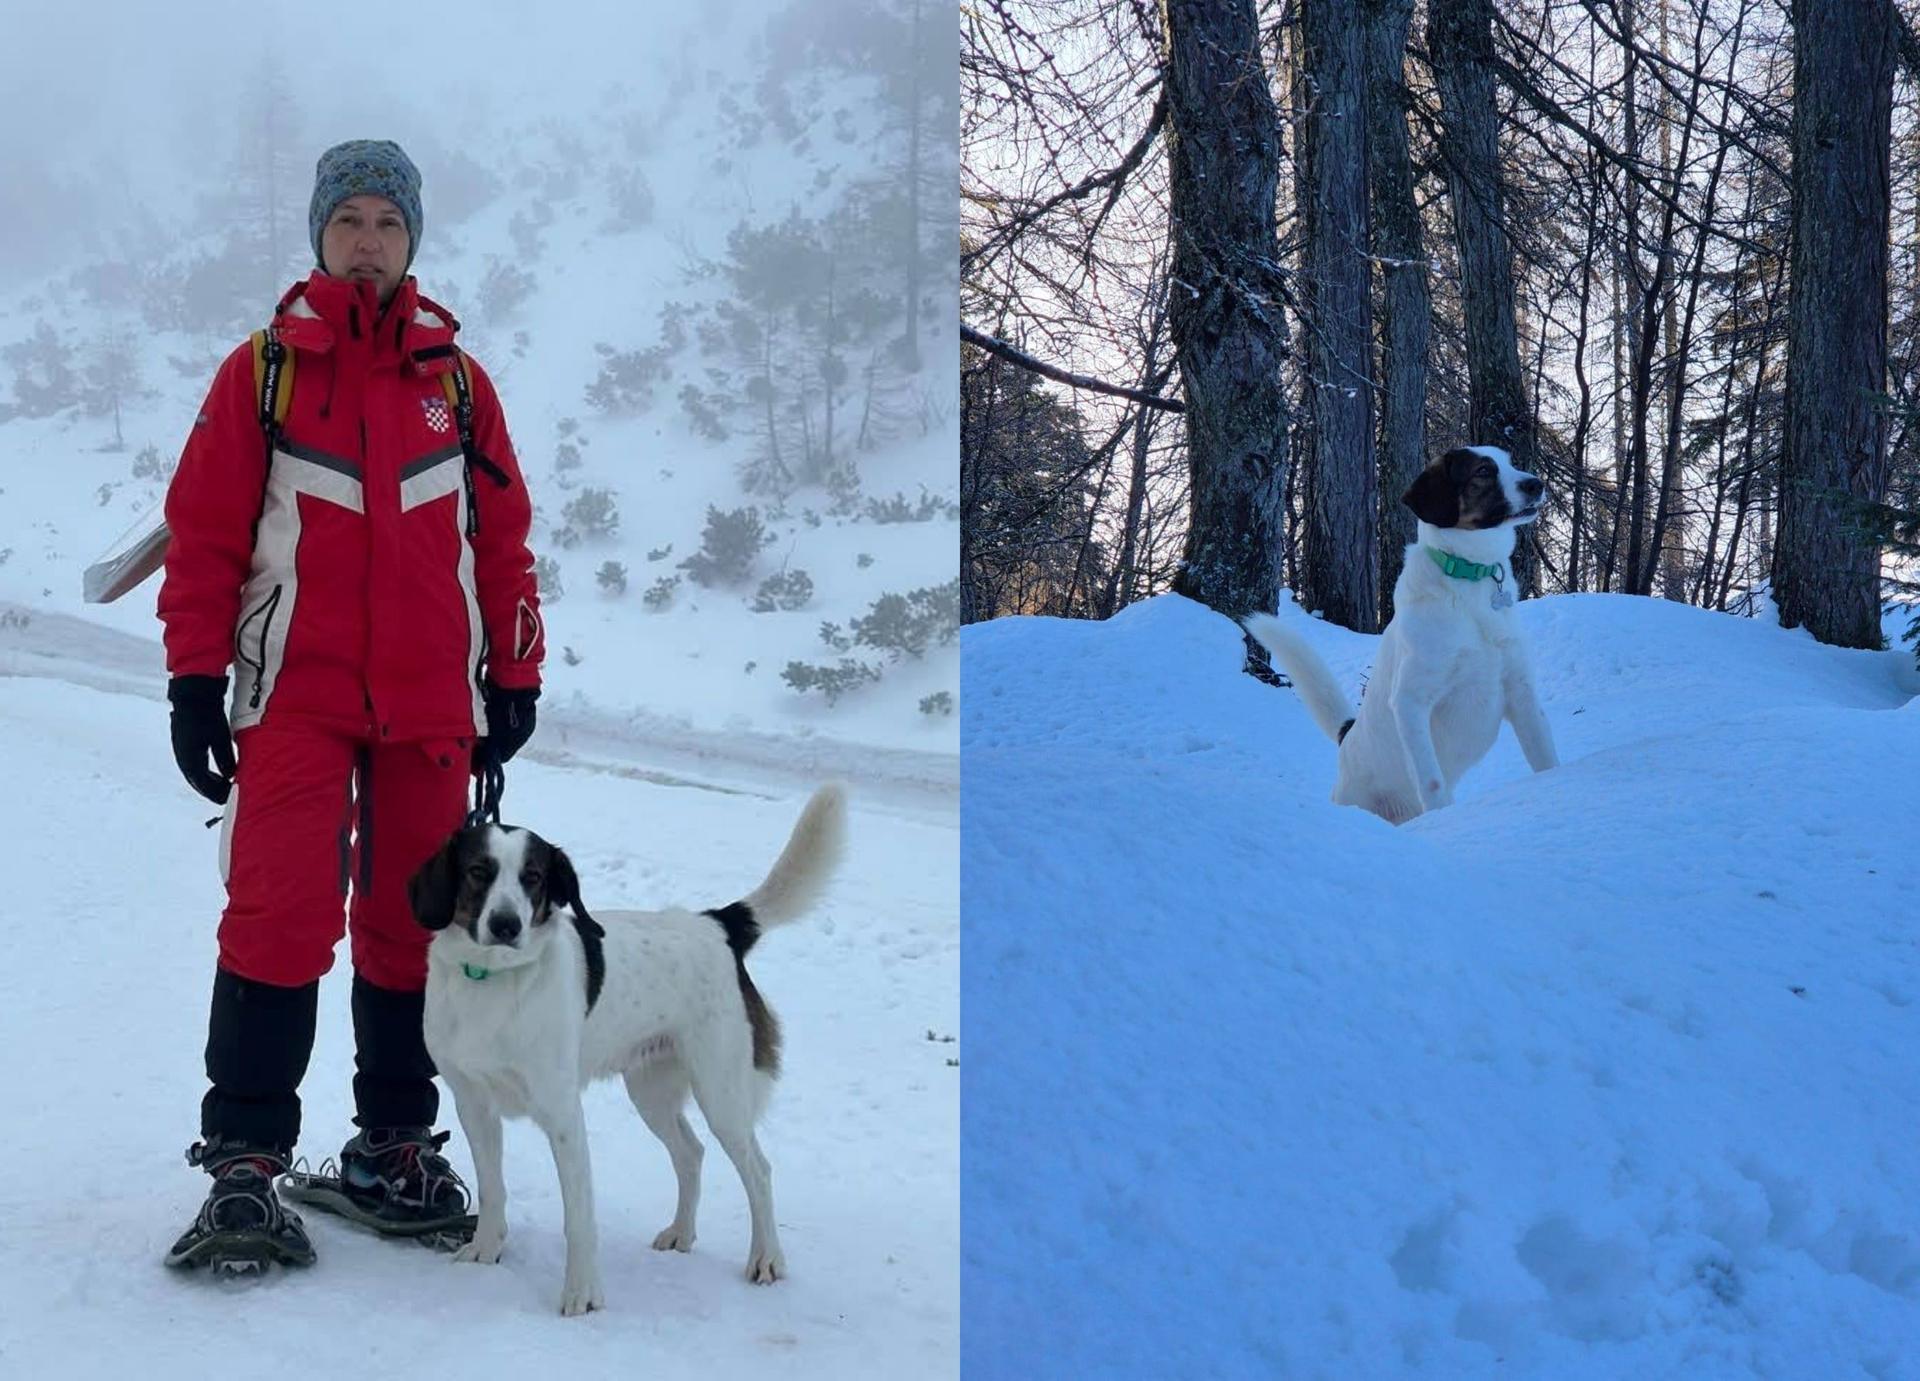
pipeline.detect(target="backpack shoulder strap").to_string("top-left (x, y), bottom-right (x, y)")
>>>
top-left (249, 327), bottom-right (295, 442)
top-left (246, 327), bottom-right (295, 547)
top-left (434, 347), bottom-right (511, 539)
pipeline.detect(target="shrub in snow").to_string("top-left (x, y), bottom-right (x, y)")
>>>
top-left (752, 569), bottom-right (813, 612)
top-left (596, 560), bottom-right (627, 596)
top-left (781, 657), bottom-right (882, 704)
top-left (4, 320), bottom-right (80, 418)
top-left (507, 204), bottom-right (553, 262)
top-left (864, 489), bottom-right (958, 524)
top-left (554, 487), bottom-right (620, 547)
top-left (606, 164), bottom-right (656, 231)
top-left (585, 342), bottom-right (674, 414)
top-left (131, 444), bottom-right (170, 482)
top-left (478, 258), bottom-right (536, 322)
top-left (643, 574), bottom-right (681, 611)
top-left (679, 506), bottom-right (772, 587)
top-left (534, 554), bottom-right (564, 601)
top-left (826, 464), bottom-right (861, 517)
top-left (680, 383), bottom-right (730, 441)
top-left (920, 691), bottom-right (954, 718)
top-left (851, 580), bottom-right (960, 660)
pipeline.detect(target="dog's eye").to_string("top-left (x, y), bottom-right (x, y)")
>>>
top-left (465, 864), bottom-right (489, 882)
top-left (521, 870), bottom-right (543, 889)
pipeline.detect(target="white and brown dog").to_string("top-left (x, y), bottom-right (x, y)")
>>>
top-left (1244, 445), bottom-right (1558, 823)
top-left (409, 785), bottom-right (847, 1315)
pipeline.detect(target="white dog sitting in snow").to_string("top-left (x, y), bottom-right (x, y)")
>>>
top-left (1244, 445), bottom-right (1559, 823)
top-left (408, 785), bottom-right (846, 1315)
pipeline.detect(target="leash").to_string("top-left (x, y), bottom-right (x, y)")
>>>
top-left (459, 750), bottom-right (506, 983)
top-left (466, 750), bottom-right (505, 828)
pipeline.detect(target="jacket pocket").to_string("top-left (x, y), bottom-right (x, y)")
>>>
top-left (233, 584), bottom-right (284, 710)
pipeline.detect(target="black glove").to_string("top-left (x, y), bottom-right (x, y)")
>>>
top-left (169, 675), bottom-right (236, 804)
top-left (480, 682), bottom-right (539, 765)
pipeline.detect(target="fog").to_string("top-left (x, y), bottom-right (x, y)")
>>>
top-left (0, 0), bottom-right (741, 283)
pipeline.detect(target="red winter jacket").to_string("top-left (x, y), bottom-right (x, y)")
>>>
top-left (159, 272), bottom-right (544, 742)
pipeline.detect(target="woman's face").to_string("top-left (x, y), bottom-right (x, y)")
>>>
top-left (320, 195), bottom-right (410, 305)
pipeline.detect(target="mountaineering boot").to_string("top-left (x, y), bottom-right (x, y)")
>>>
top-left (339, 1125), bottom-right (472, 1226)
top-left (164, 1140), bottom-right (315, 1273)
top-left (280, 1126), bottom-right (475, 1247)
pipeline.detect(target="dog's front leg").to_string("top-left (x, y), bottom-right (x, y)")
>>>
top-left (1390, 659), bottom-right (1452, 815)
top-left (445, 1072), bottom-right (508, 1265)
top-left (531, 1088), bottom-right (604, 1316)
top-left (1503, 661), bottom-right (1560, 772)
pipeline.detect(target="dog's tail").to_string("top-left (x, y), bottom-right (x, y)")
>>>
top-left (1241, 612), bottom-right (1357, 745)
top-left (703, 784), bottom-right (845, 1088)
top-left (727, 783), bottom-right (848, 938)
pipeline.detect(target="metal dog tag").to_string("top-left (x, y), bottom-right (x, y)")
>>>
top-left (1490, 582), bottom-right (1513, 611)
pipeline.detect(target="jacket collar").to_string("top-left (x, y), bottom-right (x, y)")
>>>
top-left (271, 273), bottom-right (459, 374)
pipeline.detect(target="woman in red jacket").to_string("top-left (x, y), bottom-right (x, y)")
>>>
top-left (160, 140), bottom-right (546, 1271)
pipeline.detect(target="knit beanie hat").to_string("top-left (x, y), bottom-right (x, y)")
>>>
top-left (309, 139), bottom-right (423, 269)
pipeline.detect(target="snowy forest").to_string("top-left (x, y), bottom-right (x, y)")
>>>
top-left (961, 0), bottom-right (1920, 661)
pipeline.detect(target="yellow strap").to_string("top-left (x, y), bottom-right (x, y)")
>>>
top-left (248, 328), bottom-right (297, 426)
top-left (437, 348), bottom-right (467, 413)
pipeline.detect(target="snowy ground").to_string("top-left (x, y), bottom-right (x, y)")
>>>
top-left (0, 615), bottom-right (957, 1379)
top-left (963, 591), bottom-right (1920, 1379)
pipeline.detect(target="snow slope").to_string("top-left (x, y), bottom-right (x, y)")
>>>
top-left (0, 625), bottom-right (957, 1378)
top-left (962, 592), bottom-right (1920, 1379)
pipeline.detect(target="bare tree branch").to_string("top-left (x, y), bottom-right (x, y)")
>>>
top-left (961, 323), bottom-right (1188, 411)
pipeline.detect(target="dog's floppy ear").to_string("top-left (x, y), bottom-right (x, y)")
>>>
top-left (1403, 459), bottom-right (1460, 527)
top-left (408, 833), bottom-right (461, 932)
top-left (547, 846), bottom-right (604, 938)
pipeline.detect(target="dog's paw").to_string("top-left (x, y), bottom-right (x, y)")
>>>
top-left (452, 1232), bottom-right (505, 1265)
top-left (745, 1246), bottom-right (786, 1284)
top-left (559, 1271), bottom-right (606, 1316)
top-left (652, 1224), bottom-right (696, 1252)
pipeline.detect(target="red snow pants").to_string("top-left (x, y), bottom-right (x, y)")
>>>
top-left (217, 722), bottom-right (471, 991)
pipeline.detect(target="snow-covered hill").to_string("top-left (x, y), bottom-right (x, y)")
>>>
top-left (963, 592), bottom-right (1920, 1379)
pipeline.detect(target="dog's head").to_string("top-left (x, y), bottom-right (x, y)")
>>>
top-left (1403, 445), bottom-right (1544, 530)
top-left (408, 823), bottom-right (587, 957)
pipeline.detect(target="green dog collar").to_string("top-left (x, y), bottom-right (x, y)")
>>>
top-left (461, 963), bottom-right (491, 981)
top-left (1425, 546), bottom-right (1506, 584)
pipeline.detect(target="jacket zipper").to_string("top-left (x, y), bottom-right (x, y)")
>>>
top-left (234, 584), bottom-right (285, 709)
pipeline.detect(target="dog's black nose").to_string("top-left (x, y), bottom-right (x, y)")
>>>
top-left (487, 912), bottom-right (522, 944)
top-left (1519, 476), bottom-right (1544, 499)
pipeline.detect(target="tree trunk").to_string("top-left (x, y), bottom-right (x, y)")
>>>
top-left (1103, 333), bottom-right (1168, 619)
top-left (1364, 0), bottom-right (1426, 626)
top-left (900, 0), bottom-right (924, 371)
top-left (1162, 0), bottom-right (1291, 628)
top-left (1300, 0), bottom-right (1378, 632)
top-left (1429, 0), bottom-right (1539, 595)
top-left (1773, 0), bottom-right (1896, 648)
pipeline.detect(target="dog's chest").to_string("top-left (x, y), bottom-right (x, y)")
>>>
top-left (424, 972), bottom-right (565, 1114)
top-left (1432, 653), bottom-right (1504, 756)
